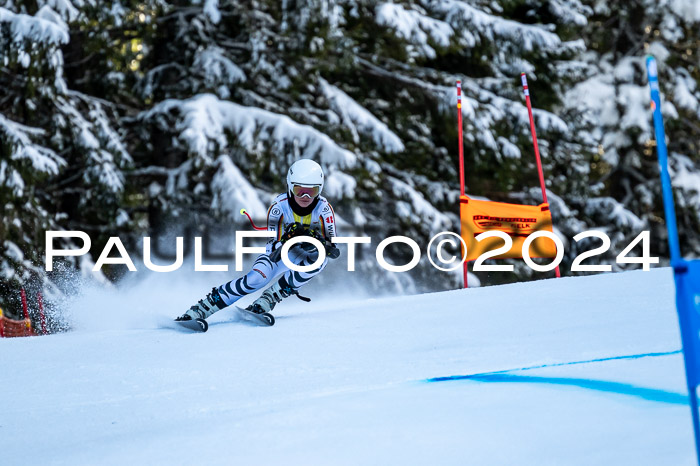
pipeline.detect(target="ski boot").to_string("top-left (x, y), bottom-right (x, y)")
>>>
top-left (246, 279), bottom-right (298, 314)
top-left (176, 287), bottom-right (226, 322)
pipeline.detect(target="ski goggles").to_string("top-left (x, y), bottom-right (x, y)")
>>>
top-left (291, 184), bottom-right (321, 198)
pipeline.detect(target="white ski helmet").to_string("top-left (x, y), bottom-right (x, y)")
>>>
top-left (287, 159), bottom-right (324, 198)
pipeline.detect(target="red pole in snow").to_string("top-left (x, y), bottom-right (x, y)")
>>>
top-left (457, 81), bottom-right (468, 288)
top-left (38, 292), bottom-right (47, 335)
top-left (521, 73), bottom-right (561, 278)
top-left (457, 81), bottom-right (465, 197)
top-left (20, 288), bottom-right (30, 336)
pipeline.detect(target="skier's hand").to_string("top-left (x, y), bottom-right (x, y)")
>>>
top-left (269, 226), bottom-right (340, 261)
top-left (305, 227), bottom-right (326, 244)
top-left (281, 222), bottom-right (307, 242)
top-left (309, 229), bottom-right (340, 259)
top-left (269, 223), bottom-right (307, 262)
top-left (325, 242), bottom-right (340, 259)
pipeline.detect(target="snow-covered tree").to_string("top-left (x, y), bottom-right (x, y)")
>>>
top-left (0, 1), bottom-right (131, 316)
top-left (564, 0), bottom-right (700, 261)
top-left (1, 0), bottom-right (699, 313)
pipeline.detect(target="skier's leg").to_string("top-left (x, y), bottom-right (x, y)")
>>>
top-left (176, 254), bottom-right (282, 321)
top-left (247, 247), bottom-right (328, 314)
top-left (281, 248), bottom-right (329, 291)
top-left (218, 254), bottom-right (281, 306)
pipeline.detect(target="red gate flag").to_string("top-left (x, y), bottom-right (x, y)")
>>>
top-left (460, 196), bottom-right (557, 261)
top-left (456, 76), bottom-right (561, 286)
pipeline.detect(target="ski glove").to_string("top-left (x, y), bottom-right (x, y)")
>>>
top-left (268, 223), bottom-right (340, 262)
top-left (326, 243), bottom-right (340, 260)
top-left (305, 226), bottom-right (341, 260)
top-left (268, 222), bottom-right (309, 262)
top-left (280, 222), bottom-right (308, 242)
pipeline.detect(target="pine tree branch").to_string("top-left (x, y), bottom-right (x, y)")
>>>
top-left (213, 39), bottom-right (251, 51)
top-left (356, 57), bottom-right (442, 94)
top-left (155, 7), bottom-right (201, 23)
top-left (64, 52), bottom-right (97, 69)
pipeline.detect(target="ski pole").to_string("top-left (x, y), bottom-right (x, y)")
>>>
top-left (240, 209), bottom-right (266, 231)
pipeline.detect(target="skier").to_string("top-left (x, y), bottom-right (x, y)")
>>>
top-left (175, 159), bottom-right (340, 324)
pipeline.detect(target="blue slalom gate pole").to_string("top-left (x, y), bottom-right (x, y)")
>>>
top-left (647, 55), bottom-right (700, 464)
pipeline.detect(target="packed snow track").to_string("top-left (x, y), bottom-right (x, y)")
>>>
top-left (1, 269), bottom-right (694, 465)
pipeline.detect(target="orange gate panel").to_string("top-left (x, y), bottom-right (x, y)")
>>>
top-left (459, 195), bottom-right (558, 262)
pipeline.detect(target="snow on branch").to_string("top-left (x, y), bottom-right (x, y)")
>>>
top-left (0, 114), bottom-right (65, 191)
top-left (319, 78), bottom-right (405, 153)
top-left (212, 155), bottom-right (267, 219)
top-left (36, 0), bottom-right (80, 23)
top-left (35, 5), bottom-right (69, 34)
top-left (673, 71), bottom-right (699, 113)
top-left (668, 0), bottom-right (700, 23)
top-left (325, 170), bottom-right (357, 199)
top-left (532, 108), bottom-right (569, 133)
top-left (376, 3), bottom-right (454, 59)
top-left (426, 0), bottom-right (561, 51)
top-left (142, 94), bottom-right (357, 169)
top-left (83, 96), bottom-right (132, 165)
top-left (439, 80), bottom-right (567, 156)
top-left (547, 0), bottom-right (591, 26)
top-left (56, 96), bottom-right (128, 193)
top-left (389, 176), bottom-right (451, 231)
top-left (618, 84), bottom-right (653, 139)
top-left (203, 0), bottom-right (221, 24)
top-left (671, 153), bottom-right (700, 203)
top-left (585, 197), bottom-right (645, 231)
top-left (0, 7), bottom-right (69, 46)
top-left (193, 46), bottom-right (246, 98)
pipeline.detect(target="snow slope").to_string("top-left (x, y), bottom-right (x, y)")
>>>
top-left (1, 269), bottom-right (695, 465)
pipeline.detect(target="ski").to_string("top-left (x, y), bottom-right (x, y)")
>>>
top-left (173, 308), bottom-right (274, 332)
top-left (175, 317), bottom-right (209, 333)
top-left (235, 306), bottom-right (275, 326)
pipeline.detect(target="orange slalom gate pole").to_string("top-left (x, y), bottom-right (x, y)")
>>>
top-left (0, 307), bottom-right (4, 338)
top-left (457, 81), bottom-right (468, 288)
top-left (521, 73), bottom-right (561, 278)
